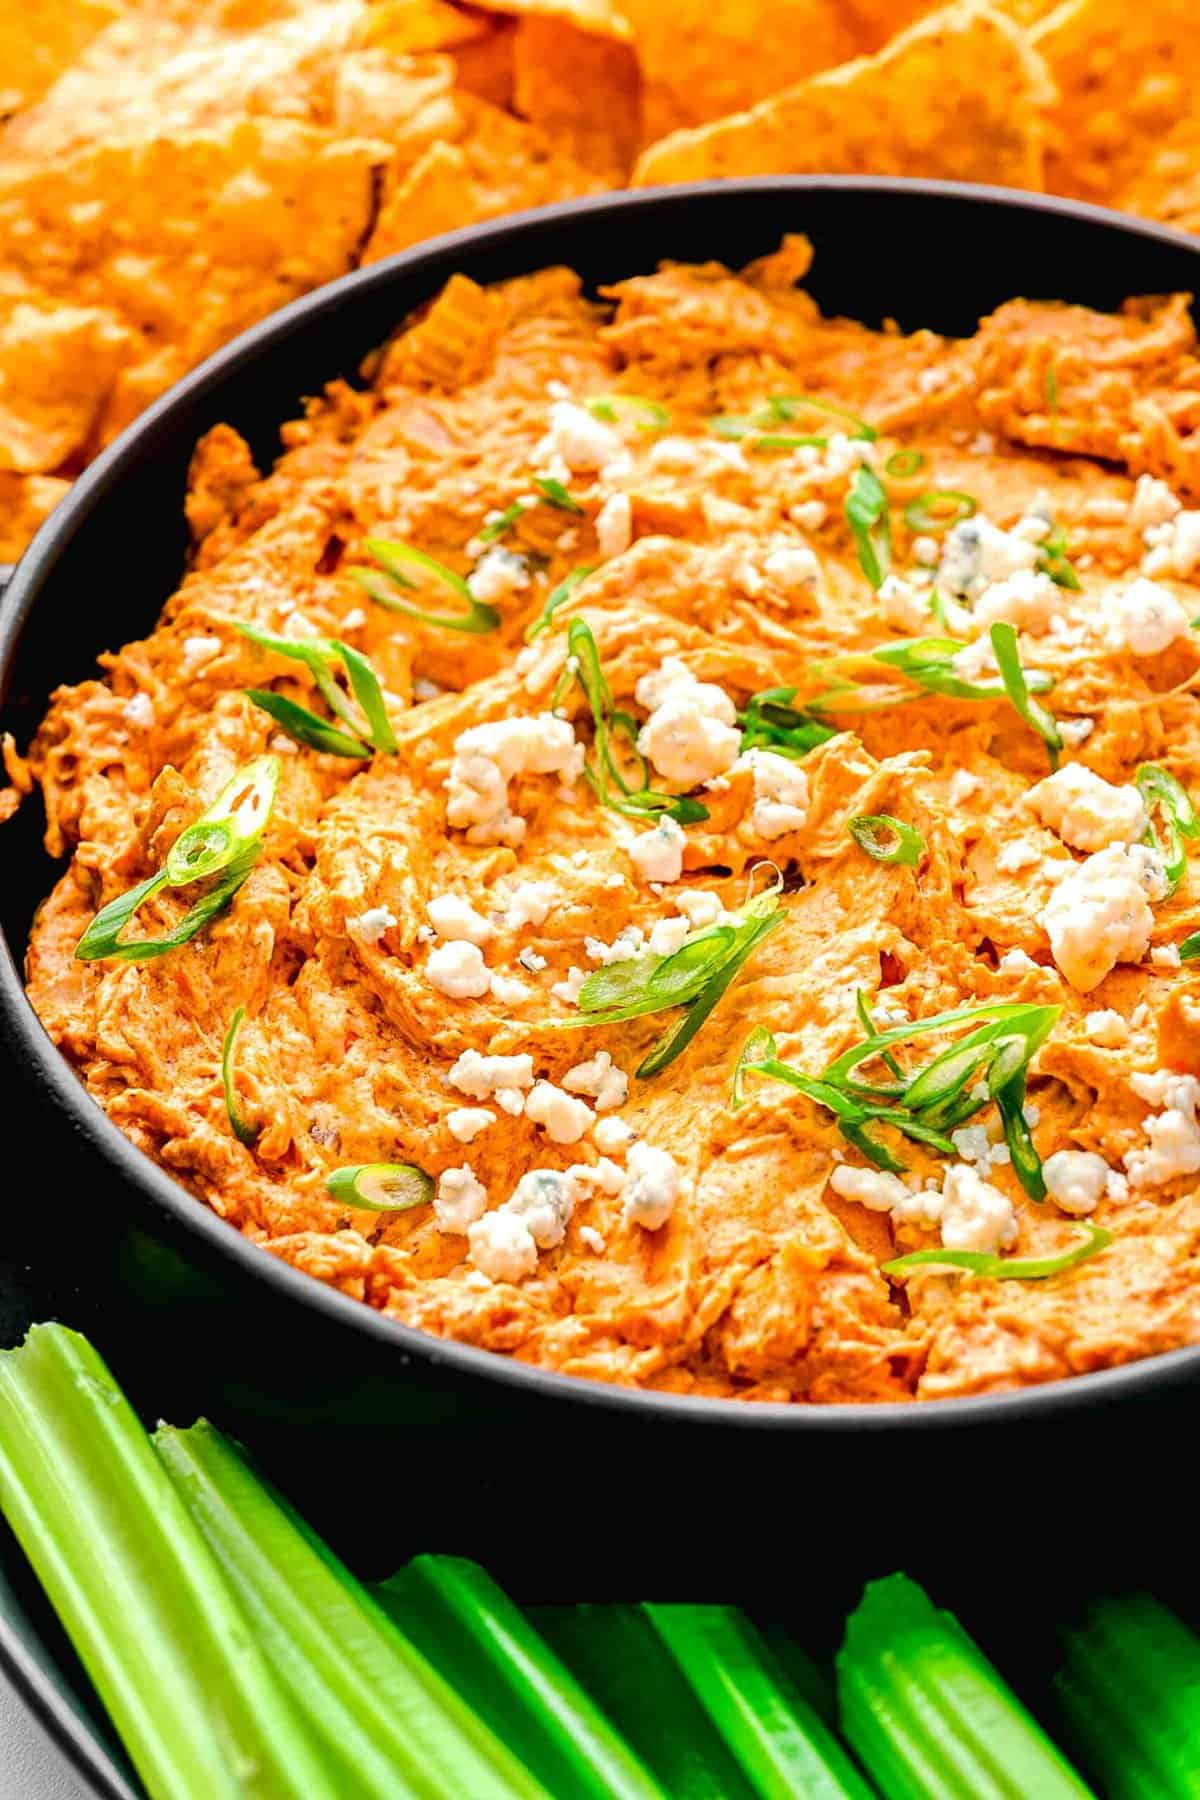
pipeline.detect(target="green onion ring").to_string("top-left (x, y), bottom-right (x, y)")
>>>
top-left (326, 1163), bottom-right (435, 1212)
top-left (902, 491), bottom-right (977, 534)
top-left (848, 814), bottom-right (925, 867)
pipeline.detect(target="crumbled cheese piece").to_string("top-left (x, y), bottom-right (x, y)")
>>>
top-left (448, 1049), bottom-right (535, 1099)
top-left (628, 816), bottom-right (685, 884)
top-left (506, 1168), bottom-right (577, 1247)
top-left (447, 714), bottom-right (583, 846)
top-left (1143, 509), bottom-right (1200, 579)
top-left (1151, 943), bottom-right (1182, 969)
top-left (938, 1163), bottom-right (1017, 1253)
top-left (490, 972), bottom-right (532, 1004)
top-left (996, 839), bottom-right (1041, 873)
top-left (738, 748), bottom-right (809, 840)
top-left (562, 1051), bottom-right (628, 1112)
top-left (1042, 1149), bottom-right (1118, 1216)
top-left (762, 543), bottom-right (820, 590)
top-left (646, 916), bottom-right (690, 957)
top-left (950, 1124), bottom-right (995, 1167)
top-left (829, 1165), bottom-right (909, 1212)
top-left (1059, 718), bottom-right (1096, 748)
top-left (468, 1210), bottom-right (538, 1283)
top-left (1027, 764), bottom-right (1147, 852)
top-left (949, 770), bottom-right (981, 805)
top-left (878, 573), bottom-right (932, 635)
top-left (535, 400), bottom-right (623, 474)
top-left (524, 1081), bottom-right (593, 1144)
top-left (972, 568), bottom-right (1062, 635)
top-left (593, 1115), bottom-right (635, 1156)
top-left (938, 515), bottom-right (1038, 602)
top-left (348, 906), bottom-right (396, 944)
top-left (621, 1142), bottom-right (682, 1231)
top-left (435, 1165), bottom-right (489, 1234)
top-left (1103, 577), bottom-right (1190, 656)
top-left (427, 940), bottom-right (490, 999)
top-left (1084, 1008), bottom-right (1128, 1047)
top-left (568, 1158), bottom-right (626, 1197)
top-left (426, 892), bottom-right (494, 945)
top-left (1124, 1071), bottom-right (1200, 1189)
top-left (586, 926), bottom-right (644, 965)
top-left (182, 634), bottom-right (221, 664)
top-left (468, 547), bottom-right (529, 604)
top-left (998, 947), bottom-right (1039, 973)
top-left (911, 534), bottom-right (940, 567)
top-left (504, 880), bottom-right (555, 930)
top-left (788, 499), bottom-right (827, 531)
top-left (1040, 843), bottom-right (1168, 991)
top-left (578, 1225), bottom-right (607, 1254)
top-left (635, 656), bottom-right (741, 786)
top-left (950, 635), bottom-right (998, 682)
top-left (1130, 475), bottom-right (1181, 530)
top-left (517, 946), bottom-right (547, 973)
top-left (446, 1107), bottom-right (493, 1144)
top-left (676, 889), bottom-right (726, 930)
top-left (552, 965), bottom-right (587, 1004)
top-left (122, 692), bottom-right (154, 727)
top-left (594, 491), bottom-right (633, 559)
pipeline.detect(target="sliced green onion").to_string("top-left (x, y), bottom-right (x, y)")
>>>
top-left (838, 1574), bottom-right (1096, 1800)
top-left (1037, 523), bottom-right (1081, 590)
top-left (76, 758), bottom-right (279, 962)
top-left (478, 500), bottom-right (531, 545)
top-left (352, 539), bottom-right (500, 634)
top-left (766, 394), bottom-right (876, 440)
top-left (376, 1559), bottom-right (666, 1800)
top-left (884, 1223), bottom-right (1111, 1280)
top-left (586, 394), bottom-right (671, 431)
top-left (848, 814), bottom-right (925, 866)
top-left (155, 1422), bottom-right (548, 1800)
top-left (326, 1163), bottom-right (434, 1212)
top-left (525, 565), bottom-right (596, 642)
top-left (903, 491), bottom-right (977, 534)
top-left (533, 1604), bottom-right (759, 1800)
top-left (885, 449), bottom-right (925, 479)
top-left (0, 1325), bottom-right (339, 1800)
top-left (644, 1604), bottom-right (874, 1799)
top-left (1055, 1595), bottom-right (1200, 1799)
top-left (844, 466), bottom-right (891, 589)
top-left (534, 476), bottom-right (584, 514)
top-left (990, 621), bottom-right (1062, 767)
top-left (1136, 762), bottom-right (1200, 895)
top-left (235, 623), bottom-right (394, 754)
top-left (245, 689), bottom-right (371, 757)
top-left (856, 989), bottom-right (905, 1080)
top-left (1045, 364), bottom-right (1059, 419)
top-left (221, 1006), bottom-right (258, 1148)
top-left (731, 1023), bottom-right (778, 1109)
top-left (738, 686), bottom-right (838, 759)
top-left (1181, 931), bottom-right (1200, 960)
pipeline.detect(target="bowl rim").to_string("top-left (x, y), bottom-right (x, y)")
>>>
top-left (5, 173), bottom-right (1200, 1432)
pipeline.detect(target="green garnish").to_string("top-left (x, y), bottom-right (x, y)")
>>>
top-left (990, 621), bottom-right (1061, 767)
top-left (848, 813), bottom-right (925, 866)
top-left (478, 501), bottom-right (531, 546)
top-left (578, 884), bottom-right (784, 1079)
top-left (902, 491), bottom-right (977, 533)
top-left (326, 1163), bottom-right (435, 1212)
top-left (737, 686), bottom-right (838, 759)
top-left (553, 619), bottom-right (709, 826)
top-left (587, 395), bottom-right (671, 431)
top-left (708, 394), bottom-right (874, 453)
top-left (1136, 763), bottom-right (1200, 894)
top-left (884, 1222), bottom-right (1111, 1280)
top-left (352, 539), bottom-right (501, 634)
top-left (477, 479), bottom-right (584, 546)
top-left (221, 1006), bottom-right (258, 1148)
top-left (534, 476), bottom-right (584, 514)
top-left (236, 622), bottom-right (395, 757)
top-left (809, 633), bottom-right (1053, 718)
top-left (1181, 931), bottom-right (1200, 960)
top-left (1037, 522), bottom-right (1081, 589)
top-left (844, 466), bottom-right (891, 589)
top-left (1045, 363), bottom-right (1059, 419)
top-left (525, 565), bottom-right (596, 642)
top-left (884, 449), bottom-right (925, 479)
top-left (736, 998), bottom-right (1060, 1197)
top-left (75, 756), bottom-right (279, 963)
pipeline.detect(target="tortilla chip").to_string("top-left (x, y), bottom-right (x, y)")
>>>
top-left (633, 2), bottom-right (1053, 191)
top-left (456, 0), bottom-right (630, 41)
top-left (446, 15), bottom-right (518, 108)
top-left (0, 472), bottom-right (69, 561)
top-left (1032, 0), bottom-right (1200, 206)
top-left (0, 0), bottom-right (121, 120)
top-left (0, 283), bottom-right (131, 472)
top-left (621, 0), bottom-right (862, 141)
top-left (362, 96), bottom-right (603, 262)
top-left (380, 273), bottom-right (504, 388)
top-left (359, 0), bottom-right (492, 52)
top-left (511, 17), bottom-right (640, 181)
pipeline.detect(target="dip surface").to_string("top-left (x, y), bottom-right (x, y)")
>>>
top-left (18, 240), bottom-right (1200, 1403)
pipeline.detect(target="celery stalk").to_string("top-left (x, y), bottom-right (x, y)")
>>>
top-left (1055, 1594), bottom-right (1200, 1797)
top-left (377, 1557), bottom-right (667, 1800)
top-left (0, 1324), bottom-right (337, 1800)
top-left (531, 1603), bottom-right (759, 1800)
top-left (837, 1573), bottom-right (1095, 1800)
top-left (643, 1602), bottom-right (874, 1800)
top-left (154, 1421), bottom-right (548, 1800)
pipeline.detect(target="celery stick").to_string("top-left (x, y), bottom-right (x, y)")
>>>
top-left (1055, 1594), bottom-right (1200, 1798)
top-left (758, 1621), bottom-right (838, 1725)
top-left (377, 1558), bottom-right (667, 1800)
top-left (155, 1421), bottom-right (547, 1800)
top-left (531, 1603), bottom-right (759, 1800)
top-left (837, 1573), bottom-right (1094, 1800)
top-left (0, 1324), bottom-right (337, 1800)
top-left (643, 1602), bottom-right (874, 1800)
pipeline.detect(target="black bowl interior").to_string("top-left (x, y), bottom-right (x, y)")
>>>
top-left (3, 176), bottom-right (1200, 1498)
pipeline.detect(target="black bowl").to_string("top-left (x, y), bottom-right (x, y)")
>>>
top-left (3, 180), bottom-right (1200, 1558)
